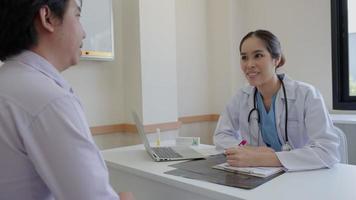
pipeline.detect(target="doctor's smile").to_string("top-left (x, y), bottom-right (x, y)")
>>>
top-left (245, 71), bottom-right (260, 79)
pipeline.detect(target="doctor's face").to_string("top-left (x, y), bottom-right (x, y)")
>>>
top-left (240, 36), bottom-right (279, 87)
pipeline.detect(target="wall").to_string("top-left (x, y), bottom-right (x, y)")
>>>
top-left (206, 0), bottom-right (246, 114)
top-left (139, 0), bottom-right (178, 124)
top-left (235, 0), bottom-right (334, 112)
top-left (0, 0), bottom-right (354, 163)
top-left (29, 0), bottom-right (356, 159)
top-left (176, 0), bottom-right (247, 116)
top-left (62, 0), bottom-right (125, 126)
top-left (121, 0), bottom-right (142, 123)
top-left (2, 1), bottom-right (356, 162)
top-left (175, 0), bottom-right (342, 115)
top-left (63, 0), bottom-right (343, 126)
top-left (176, 0), bottom-right (209, 116)
top-left (1, 0), bottom-right (350, 127)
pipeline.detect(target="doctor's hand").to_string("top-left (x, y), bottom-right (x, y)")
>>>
top-left (224, 146), bottom-right (282, 167)
top-left (241, 145), bottom-right (275, 153)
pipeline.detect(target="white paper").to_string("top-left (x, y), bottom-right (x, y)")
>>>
top-left (213, 163), bottom-right (283, 178)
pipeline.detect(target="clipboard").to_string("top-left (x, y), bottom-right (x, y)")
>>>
top-left (164, 154), bottom-right (284, 189)
top-left (213, 163), bottom-right (284, 178)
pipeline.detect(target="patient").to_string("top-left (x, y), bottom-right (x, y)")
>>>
top-left (0, 0), bottom-right (134, 199)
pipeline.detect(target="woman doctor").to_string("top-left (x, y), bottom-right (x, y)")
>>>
top-left (214, 30), bottom-right (340, 171)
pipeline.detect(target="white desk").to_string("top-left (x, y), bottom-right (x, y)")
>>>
top-left (102, 144), bottom-right (356, 200)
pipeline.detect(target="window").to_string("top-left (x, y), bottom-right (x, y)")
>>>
top-left (332, 0), bottom-right (356, 109)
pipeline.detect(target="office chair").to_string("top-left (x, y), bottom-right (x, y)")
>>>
top-left (334, 126), bottom-right (348, 164)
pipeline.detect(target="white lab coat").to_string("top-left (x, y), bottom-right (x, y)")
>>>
top-left (214, 74), bottom-right (340, 171)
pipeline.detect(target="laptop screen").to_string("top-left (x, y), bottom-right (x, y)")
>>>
top-left (132, 111), bottom-right (152, 150)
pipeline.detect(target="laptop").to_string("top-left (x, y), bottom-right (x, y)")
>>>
top-left (132, 111), bottom-right (206, 161)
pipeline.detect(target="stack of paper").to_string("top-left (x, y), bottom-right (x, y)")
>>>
top-left (213, 163), bottom-right (284, 178)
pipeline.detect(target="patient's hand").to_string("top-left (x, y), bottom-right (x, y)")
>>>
top-left (119, 192), bottom-right (135, 200)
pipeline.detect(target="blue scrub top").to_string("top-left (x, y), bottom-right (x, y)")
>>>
top-left (256, 92), bottom-right (282, 151)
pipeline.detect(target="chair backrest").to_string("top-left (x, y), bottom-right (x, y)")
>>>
top-left (334, 126), bottom-right (348, 164)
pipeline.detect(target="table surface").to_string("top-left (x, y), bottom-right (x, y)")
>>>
top-left (102, 143), bottom-right (356, 200)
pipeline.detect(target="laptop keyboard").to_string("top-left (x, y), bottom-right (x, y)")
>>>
top-left (152, 147), bottom-right (183, 158)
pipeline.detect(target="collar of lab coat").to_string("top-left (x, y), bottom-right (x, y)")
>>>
top-left (241, 73), bottom-right (297, 102)
top-left (241, 73), bottom-right (297, 144)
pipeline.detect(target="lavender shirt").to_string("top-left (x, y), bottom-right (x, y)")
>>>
top-left (0, 51), bottom-right (118, 200)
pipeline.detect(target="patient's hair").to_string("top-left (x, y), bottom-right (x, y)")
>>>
top-left (0, 0), bottom-right (80, 61)
top-left (239, 29), bottom-right (286, 68)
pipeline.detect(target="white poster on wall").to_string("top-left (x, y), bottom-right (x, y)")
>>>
top-left (80, 0), bottom-right (114, 61)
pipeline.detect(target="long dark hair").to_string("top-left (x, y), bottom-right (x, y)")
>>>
top-left (0, 0), bottom-right (74, 61)
top-left (239, 30), bottom-right (286, 68)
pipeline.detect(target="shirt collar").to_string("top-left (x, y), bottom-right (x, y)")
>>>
top-left (9, 50), bottom-right (73, 92)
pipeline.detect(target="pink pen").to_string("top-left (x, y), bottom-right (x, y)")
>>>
top-left (224, 140), bottom-right (248, 156)
top-left (238, 139), bottom-right (247, 146)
